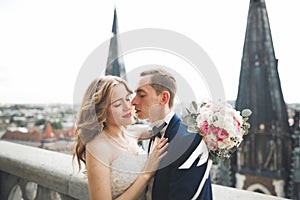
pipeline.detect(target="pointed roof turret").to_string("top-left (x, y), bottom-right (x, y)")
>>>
top-left (44, 123), bottom-right (54, 138)
top-left (105, 8), bottom-right (127, 80)
top-left (112, 8), bottom-right (118, 34)
top-left (236, 0), bottom-right (289, 133)
top-left (234, 0), bottom-right (292, 197)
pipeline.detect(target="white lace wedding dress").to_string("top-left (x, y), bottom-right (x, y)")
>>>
top-left (110, 148), bottom-right (147, 199)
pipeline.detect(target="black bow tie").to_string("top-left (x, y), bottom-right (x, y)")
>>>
top-left (150, 122), bottom-right (167, 139)
top-left (148, 122), bottom-right (167, 154)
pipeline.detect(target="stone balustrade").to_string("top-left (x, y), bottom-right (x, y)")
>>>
top-left (0, 140), bottom-right (88, 200)
top-left (0, 140), bottom-right (289, 200)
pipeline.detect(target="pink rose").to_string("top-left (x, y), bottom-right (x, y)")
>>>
top-left (218, 129), bottom-right (229, 140)
top-left (210, 127), bottom-right (219, 137)
top-left (204, 136), bottom-right (218, 151)
top-left (237, 126), bottom-right (242, 136)
top-left (200, 120), bottom-right (209, 135)
top-left (205, 103), bottom-right (212, 108)
top-left (234, 116), bottom-right (241, 127)
top-left (233, 117), bottom-right (243, 136)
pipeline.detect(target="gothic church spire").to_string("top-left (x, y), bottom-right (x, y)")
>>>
top-left (105, 8), bottom-right (127, 80)
top-left (234, 0), bottom-right (291, 197)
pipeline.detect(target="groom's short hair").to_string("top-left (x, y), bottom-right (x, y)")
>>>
top-left (140, 68), bottom-right (177, 108)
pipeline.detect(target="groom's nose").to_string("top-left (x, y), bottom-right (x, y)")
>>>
top-left (131, 95), bottom-right (138, 106)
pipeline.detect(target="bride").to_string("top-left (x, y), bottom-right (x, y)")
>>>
top-left (73, 76), bottom-right (168, 200)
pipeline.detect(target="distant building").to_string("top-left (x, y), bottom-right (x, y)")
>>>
top-left (44, 123), bottom-right (55, 139)
top-left (232, 0), bottom-right (298, 199)
top-left (2, 129), bottom-right (43, 143)
top-left (289, 111), bottom-right (300, 199)
top-left (105, 8), bottom-right (127, 80)
top-left (2, 123), bottom-right (75, 153)
top-left (42, 123), bottom-right (75, 141)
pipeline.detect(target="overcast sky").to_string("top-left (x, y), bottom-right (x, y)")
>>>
top-left (0, 0), bottom-right (299, 104)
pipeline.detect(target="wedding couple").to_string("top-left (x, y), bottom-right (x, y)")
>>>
top-left (73, 68), bottom-right (212, 199)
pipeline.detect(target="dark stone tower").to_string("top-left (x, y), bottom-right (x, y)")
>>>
top-left (105, 8), bottom-right (127, 80)
top-left (234, 0), bottom-right (291, 197)
top-left (289, 111), bottom-right (300, 199)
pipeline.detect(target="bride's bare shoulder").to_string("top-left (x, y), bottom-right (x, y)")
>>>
top-left (86, 134), bottom-right (116, 161)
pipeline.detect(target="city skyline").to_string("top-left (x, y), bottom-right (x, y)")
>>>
top-left (0, 0), bottom-right (299, 104)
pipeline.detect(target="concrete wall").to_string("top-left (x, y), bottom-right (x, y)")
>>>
top-left (0, 140), bottom-right (290, 200)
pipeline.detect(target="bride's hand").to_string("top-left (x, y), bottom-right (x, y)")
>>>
top-left (143, 138), bottom-right (168, 177)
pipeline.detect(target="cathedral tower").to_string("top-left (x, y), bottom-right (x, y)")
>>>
top-left (105, 8), bottom-right (127, 80)
top-left (235, 0), bottom-right (291, 197)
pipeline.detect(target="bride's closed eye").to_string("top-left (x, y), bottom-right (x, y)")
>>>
top-left (112, 103), bottom-right (121, 108)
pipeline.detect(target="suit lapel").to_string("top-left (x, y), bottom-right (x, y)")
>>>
top-left (152, 114), bottom-right (181, 198)
top-left (164, 114), bottom-right (181, 140)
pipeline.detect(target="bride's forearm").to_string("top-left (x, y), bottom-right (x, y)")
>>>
top-left (125, 124), bottom-right (150, 140)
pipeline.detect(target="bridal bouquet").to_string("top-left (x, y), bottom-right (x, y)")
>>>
top-left (183, 100), bottom-right (251, 167)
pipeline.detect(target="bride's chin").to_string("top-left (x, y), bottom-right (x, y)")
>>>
top-left (122, 120), bottom-right (132, 127)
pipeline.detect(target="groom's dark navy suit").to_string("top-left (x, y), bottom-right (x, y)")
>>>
top-left (151, 114), bottom-right (213, 200)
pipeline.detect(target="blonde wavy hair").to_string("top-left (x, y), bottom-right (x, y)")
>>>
top-left (73, 75), bottom-right (132, 170)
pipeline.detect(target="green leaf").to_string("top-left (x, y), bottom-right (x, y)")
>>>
top-left (200, 101), bottom-right (207, 108)
top-left (187, 116), bottom-right (194, 125)
top-left (185, 107), bottom-right (191, 114)
top-left (245, 122), bottom-right (251, 129)
top-left (183, 115), bottom-right (192, 125)
top-left (192, 101), bottom-right (198, 112)
top-left (242, 109), bottom-right (252, 117)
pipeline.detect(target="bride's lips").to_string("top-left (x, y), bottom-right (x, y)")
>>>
top-left (123, 112), bottom-right (132, 118)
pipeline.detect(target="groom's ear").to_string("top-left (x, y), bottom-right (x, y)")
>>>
top-left (160, 91), bottom-right (170, 106)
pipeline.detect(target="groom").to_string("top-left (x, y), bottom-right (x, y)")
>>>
top-left (131, 68), bottom-right (213, 200)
